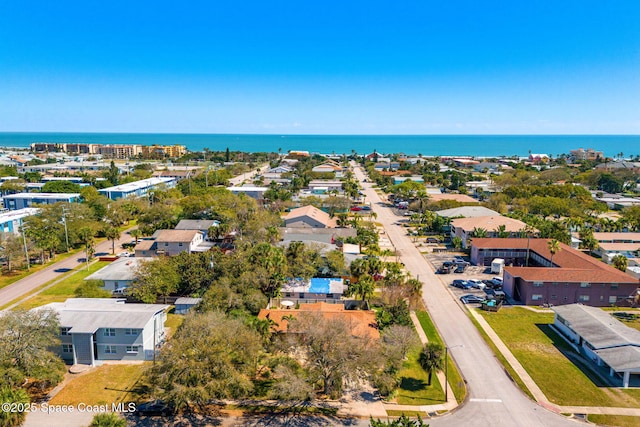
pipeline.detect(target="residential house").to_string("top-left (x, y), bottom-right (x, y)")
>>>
top-left (553, 304), bottom-right (640, 388)
top-left (283, 205), bottom-right (336, 228)
top-left (226, 186), bottom-right (268, 200)
top-left (450, 216), bottom-right (529, 248)
top-left (134, 229), bottom-right (211, 257)
top-left (470, 238), bottom-right (640, 307)
top-left (84, 257), bottom-right (154, 292)
top-left (308, 180), bottom-right (342, 194)
top-left (41, 298), bottom-right (169, 365)
top-left (175, 219), bottom-right (220, 240)
top-left (258, 301), bottom-right (379, 339)
top-left (279, 278), bottom-right (346, 302)
top-left (312, 161), bottom-right (342, 174)
top-left (528, 154), bottom-right (550, 164)
top-left (570, 148), bottom-right (603, 161)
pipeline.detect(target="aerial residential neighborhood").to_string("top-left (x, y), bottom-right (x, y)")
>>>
top-left (0, 144), bottom-right (639, 427)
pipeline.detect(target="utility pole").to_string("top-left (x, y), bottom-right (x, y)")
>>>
top-left (21, 226), bottom-right (30, 271)
top-left (61, 207), bottom-right (70, 252)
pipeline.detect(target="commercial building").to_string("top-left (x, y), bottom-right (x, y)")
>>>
top-left (470, 238), bottom-right (640, 307)
top-left (450, 216), bottom-right (530, 248)
top-left (31, 143), bottom-right (187, 159)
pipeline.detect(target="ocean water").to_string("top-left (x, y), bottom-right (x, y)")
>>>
top-left (0, 132), bottom-right (637, 158)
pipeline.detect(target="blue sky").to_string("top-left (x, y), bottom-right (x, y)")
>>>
top-left (0, 1), bottom-right (638, 134)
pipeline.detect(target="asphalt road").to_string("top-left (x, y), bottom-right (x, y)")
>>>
top-left (352, 163), bottom-right (579, 427)
top-left (0, 228), bottom-right (136, 309)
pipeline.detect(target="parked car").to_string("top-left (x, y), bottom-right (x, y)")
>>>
top-left (362, 205), bottom-right (372, 211)
top-left (452, 279), bottom-right (471, 289)
top-left (135, 400), bottom-right (174, 417)
top-left (485, 289), bottom-right (507, 302)
top-left (460, 294), bottom-right (485, 304)
top-left (453, 259), bottom-right (471, 267)
top-left (467, 279), bottom-right (485, 290)
top-left (454, 265), bottom-right (466, 274)
top-left (113, 287), bottom-right (129, 295)
top-left (490, 277), bottom-right (503, 287)
top-left (350, 206), bottom-right (363, 211)
top-left (426, 237), bottom-right (440, 243)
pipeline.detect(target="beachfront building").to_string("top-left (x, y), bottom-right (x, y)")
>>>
top-left (470, 238), bottom-right (640, 307)
top-left (2, 193), bottom-right (81, 210)
top-left (41, 298), bottom-right (169, 365)
top-left (98, 177), bottom-right (176, 200)
top-left (450, 216), bottom-right (529, 248)
top-left (31, 143), bottom-right (187, 159)
top-left (553, 304), bottom-right (640, 388)
top-left (570, 148), bottom-right (604, 161)
top-left (0, 208), bottom-right (39, 234)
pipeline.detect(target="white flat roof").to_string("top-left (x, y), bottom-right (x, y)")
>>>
top-left (0, 207), bottom-right (40, 222)
top-left (99, 177), bottom-right (175, 193)
top-left (5, 192), bottom-right (80, 200)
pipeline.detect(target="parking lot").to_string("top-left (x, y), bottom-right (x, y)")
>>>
top-left (425, 250), bottom-right (506, 305)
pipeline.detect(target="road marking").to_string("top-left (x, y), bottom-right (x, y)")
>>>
top-left (470, 398), bottom-right (503, 403)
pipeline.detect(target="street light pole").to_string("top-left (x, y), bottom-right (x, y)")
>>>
top-left (445, 344), bottom-right (464, 403)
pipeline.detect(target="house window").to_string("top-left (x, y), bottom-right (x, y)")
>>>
top-left (126, 346), bottom-right (139, 354)
top-left (600, 296), bottom-right (604, 302)
top-left (61, 327), bottom-right (71, 336)
top-left (578, 295), bottom-right (590, 302)
top-left (164, 242), bottom-right (168, 247)
top-left (550, 294), bottom-right (557, 300)
top-left (531, 294), bottom-right (543, 301)
top-left (580, 282), bottom-right (591, 288)
top-left (104, 328), bottom-right (115, 337)
top-left (611, 284), bottom-right (619, 289)
top-left (104, 345), bottom-right (116, 354)
top-left (125, 328), bottom-right (138, 336)
top-left (62, 344), bottom-right (73, 353)
top-left (609, 296), bottom-right (617, 304)
top-left (533, 282), bottom-right (543, 287)
top-left (178, 242), bottom-right (183, 247)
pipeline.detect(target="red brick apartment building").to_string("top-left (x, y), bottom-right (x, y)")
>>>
top-left (470, 238), bottom-right (639, 307)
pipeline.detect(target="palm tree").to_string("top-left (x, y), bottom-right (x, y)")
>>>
top-left (103, 225), bottom-right (121, 255)
top-left (471, 227), bottom-right (487, 238)
top-left (547, 239), bottom-right (561, 267)
top-left (612, 255), bottom-right (628, 272)
top-left (349, 274), bottom-right (375, 302)
top-left (418, 342), bottom-right (444, 386)
top-left (495, 224), bottom-right (510, 239)
top-left (130, 229), bottom-right (142, 244)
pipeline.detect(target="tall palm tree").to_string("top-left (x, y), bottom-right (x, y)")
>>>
top-left (418, 342), bottom-right (444, 386)
top-left (547, 239), bottom-right (561, 268)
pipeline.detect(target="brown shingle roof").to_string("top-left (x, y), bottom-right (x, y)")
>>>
top-left (154, 229), bottom-right (201, 243)
top-left (284, 205), bottom-right (334, 227)
top-left (473, 238), bottom-right (639, 284)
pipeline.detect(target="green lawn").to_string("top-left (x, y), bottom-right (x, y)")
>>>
top-left (478, 307), bottom-right (640, 408)
top-left (588, 415), bottom-right (640, 427)
top-left (14, 261), bottom-right (110, 310)
top-left (50, 363), bottom-right (149, 406)
top-left (396, 345), bottom-right (444, 405)
top-left (415, 311), bottom-right (466, 403)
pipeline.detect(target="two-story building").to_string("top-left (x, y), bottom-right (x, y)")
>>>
top-left (98, 177), bottom-right (176, 200)
top-left (471, 238), bottom-right (640, 307)
top-left (134, 229), bottom-right (211, 257)
top-left (2, 193), bottom-right (81, 210)
top-left (41, 298), bottom-right (169, 365)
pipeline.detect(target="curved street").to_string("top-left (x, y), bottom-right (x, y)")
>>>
top-left (352, 163), bottom-right (579, 427)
